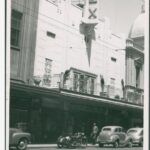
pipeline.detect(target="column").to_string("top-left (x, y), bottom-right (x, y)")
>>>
top-left (140, 65), bottom-right (144, 89)
top-left (29, 98), bottom-right (42, 143)
top-left (63, 102), bottom-right (73, 135)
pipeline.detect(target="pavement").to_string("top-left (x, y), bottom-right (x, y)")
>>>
top-left (28, 144), bottom-right (96, 148)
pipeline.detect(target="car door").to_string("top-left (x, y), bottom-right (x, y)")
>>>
top-left (114, 128), bottom-right (120, 137)
top-left (119, 128), bottom-right (126, 144)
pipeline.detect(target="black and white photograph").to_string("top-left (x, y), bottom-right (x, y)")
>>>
top-left (4, 0), bottom-right (149, 150)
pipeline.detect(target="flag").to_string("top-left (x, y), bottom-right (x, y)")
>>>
top-left (82, 0), bottom-right (99, 25)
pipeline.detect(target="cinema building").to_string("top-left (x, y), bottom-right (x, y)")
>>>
top-left (9, 0), bottom-right (144, 143)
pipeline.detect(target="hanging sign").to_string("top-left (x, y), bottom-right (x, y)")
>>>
top-left (82, 0), bottom-right (99, 25)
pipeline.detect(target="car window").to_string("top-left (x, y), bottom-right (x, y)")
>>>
top-left (114, 128), bottom-right (119, 132)
top-left (118, 128), bottom-right (122, 132)
top-left (127, 129), bottom-right (138, 133)
top-left (102, 128), bottom-right (111, 131)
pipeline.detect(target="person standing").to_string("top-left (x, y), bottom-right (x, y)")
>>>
top-left (91, 123), bottom-right (99, 145)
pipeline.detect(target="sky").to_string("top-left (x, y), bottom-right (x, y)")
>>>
top-left (99, 0), bottom-right (142, 37)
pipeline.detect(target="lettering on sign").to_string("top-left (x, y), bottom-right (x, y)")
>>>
top-left (88, 8), bottom-right (97, 19)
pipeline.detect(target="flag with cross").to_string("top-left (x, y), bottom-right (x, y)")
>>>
top-left (82, 0), bottom-right (99, 25)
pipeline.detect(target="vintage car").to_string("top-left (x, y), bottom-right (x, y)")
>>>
top-left (9, 128), bottom-right (31, 150)
top-left (127, 128), bottom-right (143, 147)
top-left (97, 126), bottom-right (133, 148)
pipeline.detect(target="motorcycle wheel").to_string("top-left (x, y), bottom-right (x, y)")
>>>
top-left (82, 139), bottom-right (88, 147)
top-left (57, 143), bottom-right (63, 148)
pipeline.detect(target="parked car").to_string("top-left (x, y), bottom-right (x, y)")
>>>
top-left (9, 128), bottom-right (31, 150)
top-left (97, 126), bottom-right (133, 148)
top-left (127, 128), bottom-right (143, 147)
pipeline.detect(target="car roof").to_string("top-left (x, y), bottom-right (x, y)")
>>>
top-left (102, 126), bottom-right (123, 129)
top-left (127, 128), bottom-right (143, 131)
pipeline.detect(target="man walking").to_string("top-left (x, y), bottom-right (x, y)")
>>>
top-left (91, 123), bottom-right (99, 145)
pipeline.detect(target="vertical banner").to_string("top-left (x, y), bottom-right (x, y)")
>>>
top-left (82, 0), bottom-right (99, 24)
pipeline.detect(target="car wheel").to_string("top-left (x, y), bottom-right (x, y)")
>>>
top-left (17, 138), bottom-right (28, 150)
top-left (82, 139), bottom-right (87, 147)
top-left (98, 143), bottom-right (103, 147)
top-left (113, 140), bottom-right (119, 148)
top-left (57, 143), bottom-right (63, 148)
top-left (128, 140), bottom-right (133, 148)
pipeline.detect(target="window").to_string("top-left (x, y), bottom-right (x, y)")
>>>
top-left (84, 75), bottom-right (88, 93)
top-left (136, 66), bottom-right (140, 88)
top-left (114, 128), bottom-right (119, 132)
top-left (111, 57), bottom-right (117, 62)
top-left (127, 129), bottom-right (138, 134)
top-left (72, 70), bottom-right (96, 94)
top-left (11, 10), bottom-right (22, 47)
top-left (43, 58), bottom-right (52, 86)
top-left (90, 78), bottom-right (95, 94)
top-left (102, 128), bottom-right (111, 131)
top-left (89, 0), bottom-right (97, 4)
top-left (110, 78), bottom-right (115, 85)
top-left (119, 128), bottom-right (123, 132)
top-left (47, 31), bottom-right (56, 38)
top-left (79, 75), bottom-right (84, 93)
top-left (73, 73), bottom-right (79, 91)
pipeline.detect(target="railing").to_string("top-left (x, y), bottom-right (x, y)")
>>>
top-left (125, 85), bottom-right (144, 105)
top-left (30, 74), bottom-right (61, 89)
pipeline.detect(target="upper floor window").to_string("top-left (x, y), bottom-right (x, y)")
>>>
top-left (73, 71), bottom-right (96, 94)
top-left (136, 66), bottom-right (140, 88)
top-left (111, 57), bottom-right (117, 62)
top-left (11, 10), bottom-right (22, 47)
top-left (43, 58), bottom-right (52, 86)
top-left (89, 0), bottom-right (97, 4)
top-left (47, 31), bottom-right (56, 38)
top-left (110, 78), bottom-right (115, 85)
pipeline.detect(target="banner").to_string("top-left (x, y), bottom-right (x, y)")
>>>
top-left (82, 0), bottom-right (99, 25)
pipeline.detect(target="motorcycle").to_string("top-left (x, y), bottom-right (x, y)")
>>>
top-left (57, 132), bottom-right (87, 148)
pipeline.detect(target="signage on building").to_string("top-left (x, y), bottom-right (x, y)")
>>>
top-left (82, 0), bottom-right (99, 25)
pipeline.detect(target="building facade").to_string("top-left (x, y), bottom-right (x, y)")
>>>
top-left (33, 0), bottom-right (125, 98)
top-left (9, 0), bottom-right (143, 144)
top-left (125, 4), bottom-right (145, 106)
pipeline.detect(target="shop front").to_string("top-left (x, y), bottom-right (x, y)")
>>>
top-left (10, 82), bottom-right (143, 144)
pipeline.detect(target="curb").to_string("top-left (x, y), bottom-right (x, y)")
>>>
top-left (28, 144), bottom-right (57, 148)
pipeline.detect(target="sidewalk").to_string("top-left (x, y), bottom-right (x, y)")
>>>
top-left (28, 144), bottom-right (98, 148)
top-left (28, 144), bottom-right (57, 148)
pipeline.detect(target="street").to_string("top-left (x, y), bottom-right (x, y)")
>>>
top-left (26, 145), bottom-right (143, 150)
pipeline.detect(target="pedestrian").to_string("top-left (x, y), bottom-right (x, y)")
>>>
top-left (90, 123), bottom-right (99, 145)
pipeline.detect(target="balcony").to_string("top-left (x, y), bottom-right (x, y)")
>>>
top-left (125, 85), bottom-right (144, 105)
top-left (30, 70), bottom-right (143, 106)
top-left (30, 74), bottom-right (62, 90)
